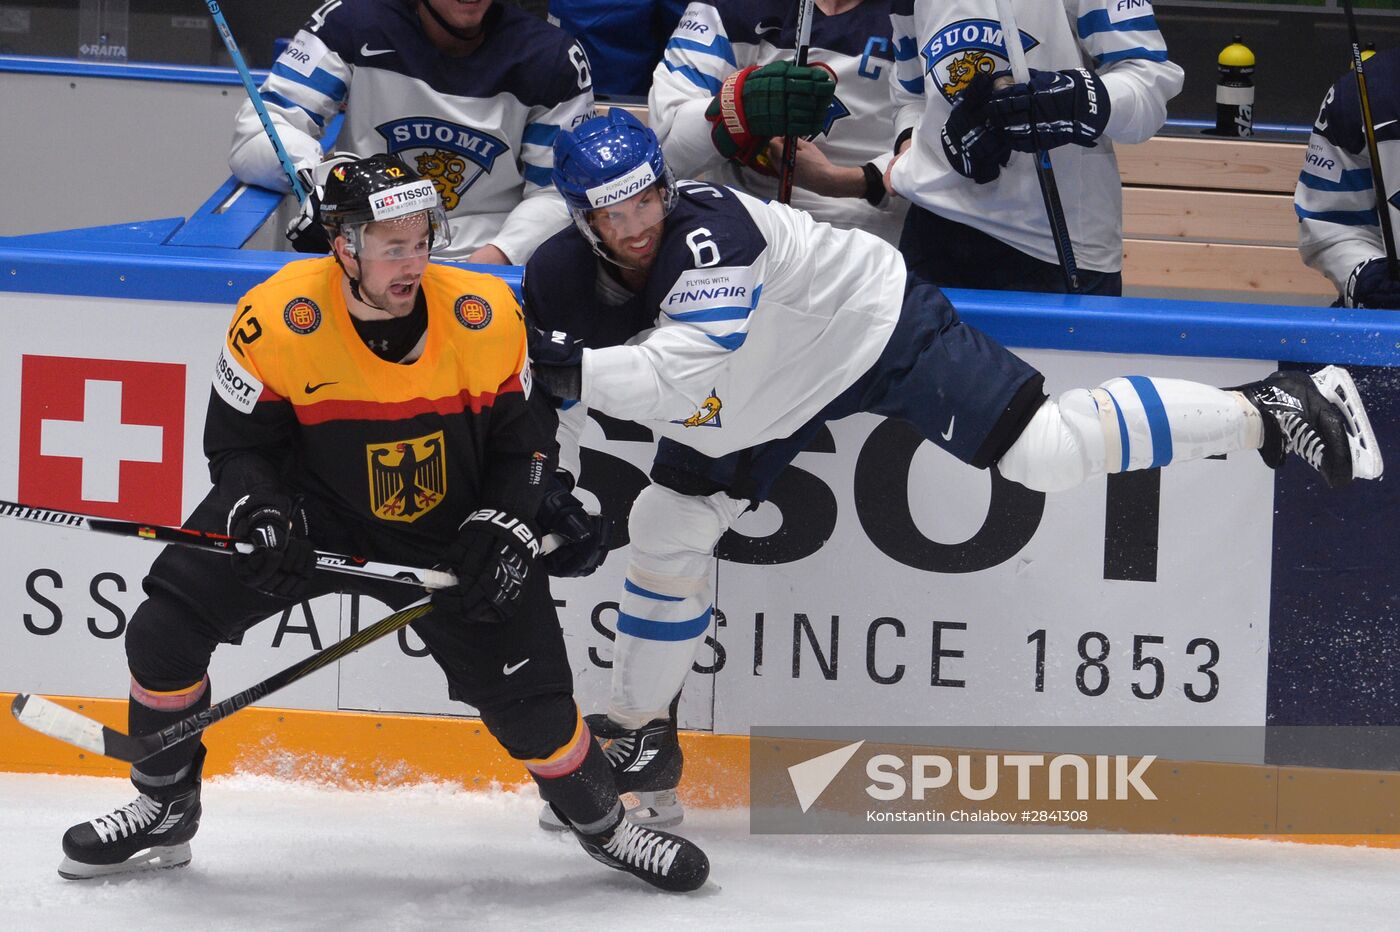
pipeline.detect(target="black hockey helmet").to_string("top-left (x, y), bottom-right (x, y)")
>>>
top-left (316, 153), bottom-right (451, 255)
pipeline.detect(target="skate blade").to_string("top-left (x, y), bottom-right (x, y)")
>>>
top-left (628, 790), bottom-right (685, 830)
top-left (537, 793), bottom-right (685, 833)
top-left (1312, 366), bottom-right (1384, 481)
top-left (58, 843), bottom-right (191, 880)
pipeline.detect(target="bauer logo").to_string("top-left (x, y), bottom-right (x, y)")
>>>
top-left (585, 161), bottom-right (657, 208)
top-left (18, 355), bottom-right (186, 525)
top-left (920, 19), bottom-right (1040, 102)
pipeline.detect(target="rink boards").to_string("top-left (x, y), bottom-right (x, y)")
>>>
top-left (2, 245), bottom-right (1400, 820)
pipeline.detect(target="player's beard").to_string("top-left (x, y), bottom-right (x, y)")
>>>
top-left (359, 273), bottom-right (422, 317)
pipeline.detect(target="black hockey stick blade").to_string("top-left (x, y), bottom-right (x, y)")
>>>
top-left (11, 598), bottom-right (435, 763)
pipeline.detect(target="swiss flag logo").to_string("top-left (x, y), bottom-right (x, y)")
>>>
top-left (18, 355), bottom-right (186, 525)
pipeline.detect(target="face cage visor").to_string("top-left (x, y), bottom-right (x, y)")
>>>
top-left (339, 207), bottom-right (453, 261)
top-left (569, 167), bottom-right (677, 270)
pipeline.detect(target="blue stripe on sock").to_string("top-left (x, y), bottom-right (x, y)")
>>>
top-left (1126, 376), bottom-right (1173, 469)
top-left (617, 608), bottom-right (713, 642)
top-left (1104, 388), bottom-right (1131, 473)
top-left (623, 578), bottom-right (684, 602)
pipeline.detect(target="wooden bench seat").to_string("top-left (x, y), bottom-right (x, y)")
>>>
top-left (1118, 135), bottom-right (1331, 298)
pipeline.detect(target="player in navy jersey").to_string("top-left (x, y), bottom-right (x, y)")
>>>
top-left (1295, 46), bottom-right (1400, 310)
top-left (651, 0), bottom-right (908, 243)
top-left (522, 109), bottom-right (1384, 827)
top-left (230, 0), bottom-right (594, 264)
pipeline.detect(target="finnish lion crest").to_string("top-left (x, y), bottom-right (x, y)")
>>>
top-left (942, 50), bottom-right (996, 98)
top-left (415, 149), bottom-right (468, 211)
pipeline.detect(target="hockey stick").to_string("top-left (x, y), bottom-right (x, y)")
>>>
top-left (11, 597), bottom-right (435, 763)
top-left (1341, 0), bottom-right (1398, 279)
top-left (204, 0), bottom-right (308, 204)
top-left (0, 499), bottom-right (458, 590)
top-left (993, 0), bottom-right (1081, 293)
top-left (776, 0), bottom-right (817, 205)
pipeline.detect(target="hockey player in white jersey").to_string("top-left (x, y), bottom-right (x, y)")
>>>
top-left (524, 108), bottom-right (1384, 825)
top-left (651, 0), bottom-right (908, 244)
top-left (886, 0), bottom-right (1183, 294)
top-left (229, 0), bottom-right (594, 264)
top-left (1295, 46), bottom-right (1400, 310)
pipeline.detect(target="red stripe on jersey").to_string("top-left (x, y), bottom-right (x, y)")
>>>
top-left (292, 374), bottom-right (524, 426)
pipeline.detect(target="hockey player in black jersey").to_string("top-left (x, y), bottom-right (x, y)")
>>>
top-left (56, 154), bottom-right (707, 893)
top-left (523, 108), bottom-right (1384, 827)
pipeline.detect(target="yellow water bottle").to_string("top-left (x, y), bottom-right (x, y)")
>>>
top-left (1214, 36), bottom-right (1255, 137)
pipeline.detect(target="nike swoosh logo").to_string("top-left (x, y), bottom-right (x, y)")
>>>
top-left (502, 659), bottom-right (530, 676)
top-left (360, 44), bottom-right (394, 57)
top-left (941, 416), bottom-right (955, 442)
top-left (1375, 119), bottom-right (1398, 133)
top-left (304, 380), bottom-right (338, 395)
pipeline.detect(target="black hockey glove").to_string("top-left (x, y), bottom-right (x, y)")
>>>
top-left (433, 509), bottom-right (540, 623)
top-left (529, 328), bottom-right (584, 402)
top-left (227, 492), bottom-right (316, 598)
top-left (536, 473), bottom-right (618, 578)
top-left (940, 72), bottom-right (1013, 184)
top-left (1345, 257), bottom-right (1400, 309)
top-left (284, 166), bottom-right (332, 254)
top-left (985, 67), bottom-right (1111, 152)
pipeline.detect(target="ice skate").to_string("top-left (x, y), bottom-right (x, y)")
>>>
top-left (539, 712), bottom-right (685, 831)
top-left (1238, 366), bottom-right (1383, 488)
top-left (571, 806), bottom-right (709, 892)
top-left (58, 749), bottom-right (204, 880)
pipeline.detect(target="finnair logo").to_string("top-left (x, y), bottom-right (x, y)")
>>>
top-left (586, 161), bottom-right (656, 208)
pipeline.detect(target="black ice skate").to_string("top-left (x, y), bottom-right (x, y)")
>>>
top-left (1238, 366), bottom-right (1383, 488)
top-left (572, 806), bottom-right (709, 893)
top-left (59, 749), bottom-right (204, 880)
top-left (540, 712), bottom-right (685, 831)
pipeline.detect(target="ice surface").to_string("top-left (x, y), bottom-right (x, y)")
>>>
top-left (3, 772), bottom-right (1397, 930)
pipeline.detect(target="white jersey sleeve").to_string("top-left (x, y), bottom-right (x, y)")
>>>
top-left (1065, 0), bottom-right (1182, 144)
top-left (554, 400), bottom-right (589, 482)
top-left (1295, 49), bottom-right (1400, 295)
top-left (228, 26), bottom-right (345, 191)
top-left (581, 182), bottom-right (903, 456)
top-left (649, 1), bottom-right (753, 179)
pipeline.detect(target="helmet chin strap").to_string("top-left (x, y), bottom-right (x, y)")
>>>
top-left (331, 244), bottom-right (391, 312)
top-left (419, 0), bottom-right (485, 42)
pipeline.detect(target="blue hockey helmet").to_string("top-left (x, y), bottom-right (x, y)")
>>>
top-left (552, 108), bottom-right (677, 262)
